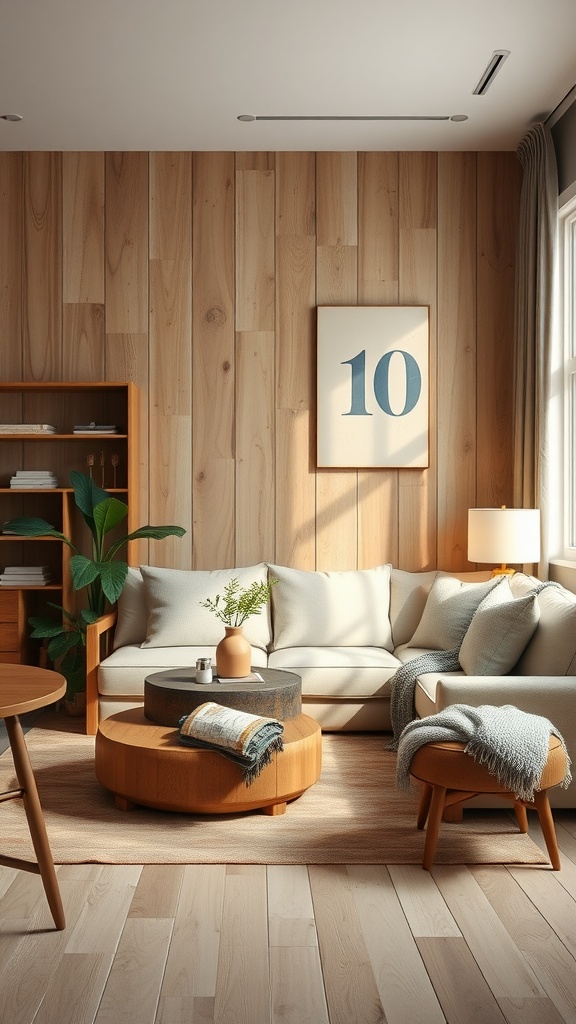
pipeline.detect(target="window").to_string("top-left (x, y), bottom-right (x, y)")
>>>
top-left (558, 196), bottom-right (576, 557)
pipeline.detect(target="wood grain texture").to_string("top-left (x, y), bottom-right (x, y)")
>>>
top-left (22, 153), bottom-right (62, 381)
top-left (1, 147), bottom-right (521, 579)
top-left (192, 152), bottom-right (235, 569)
top-left (235, 167), bottom-right (275, 332)
top-left (105, 152), bottom-right (148, 334)
top-left (358, 152), bottom-right (400, 568)
top-left (398, 152), bottom-right (438, 570)
top-left (235, 331), bottom-right (275, 565)
top-left (437, 152), bottom-right (477, 570)
top-left (62, 152), bottom-right (104, 304)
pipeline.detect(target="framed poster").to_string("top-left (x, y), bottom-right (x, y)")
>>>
top-left (317, 305), bottom-right (429, 468)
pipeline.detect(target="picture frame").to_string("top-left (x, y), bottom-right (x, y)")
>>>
top-left (316, 305), bottom-right (429, 469)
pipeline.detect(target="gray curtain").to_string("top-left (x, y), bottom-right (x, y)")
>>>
top-left (513, 122), bottom-right (558, 577)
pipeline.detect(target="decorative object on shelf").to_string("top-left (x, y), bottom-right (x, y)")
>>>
top-left (111, 453), bottom-right (119, 488)
top-left (201, 577), bottom-right (276, 678)
top-left (3, 471), bottom-right (186, 707)
top-left (468, 506), bottom-right (541, 576)
top-left (317, 305), bottom-right (429, 468)
top-left (86, 453), bottom-right (95, 479)
top-left (99, 451), bottom-right (105, 487)
top-left (73, 422), bottom-right (117, 434)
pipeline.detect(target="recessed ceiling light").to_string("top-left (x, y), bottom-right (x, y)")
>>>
top-left (238, 113), bottom-right (256, 122)
top-left (450, 114), bottom-right (469, 122)
top-left (472, 50), bottom-right (510, 95)
top-left (1, 113), bottom-right (23, 122)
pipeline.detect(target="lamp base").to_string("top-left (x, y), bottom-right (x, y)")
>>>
top-left (490, 565), bottom-right (516, 577)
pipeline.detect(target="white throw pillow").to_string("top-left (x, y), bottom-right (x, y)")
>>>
top-left (140, 564), bottom-right (272, 650)
top-left (268, 563), bottom-right (393, 651)
top-left (514, 581), bottom-right (576, 676)
top-left (459, 581), bottom-right (540, 675)
top-left (408, 575), bottom-right (503, 650)
top-left (113, 566), bottom-right (148, 649)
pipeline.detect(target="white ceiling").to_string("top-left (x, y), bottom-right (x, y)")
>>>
top-left (1, 0), bottom-right (576, 152)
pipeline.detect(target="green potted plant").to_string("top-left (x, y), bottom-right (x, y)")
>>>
top-left (3, 470), bottom-right (185, 710)
top-left (201, 577), bottom-right (276, 677)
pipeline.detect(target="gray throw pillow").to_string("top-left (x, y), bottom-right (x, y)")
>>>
top-left (408, 575), bottom-right (503, 650)
top-left (459, 583), bottom-right (540, 675)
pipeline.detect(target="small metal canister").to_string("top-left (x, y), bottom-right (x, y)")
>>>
top-left (195, 657), bottom-right (213, 684)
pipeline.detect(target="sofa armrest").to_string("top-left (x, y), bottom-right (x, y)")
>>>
top-left (85, 611), bottom-right (117, 736)
top-left (424, 673), bottom-right (576, 757)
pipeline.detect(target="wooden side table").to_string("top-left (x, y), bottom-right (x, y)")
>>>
top-left (0, 665), bottom-right (66, 929)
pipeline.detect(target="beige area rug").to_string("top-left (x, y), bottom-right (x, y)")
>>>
top-left (0, 714), bottom-right (548, 866)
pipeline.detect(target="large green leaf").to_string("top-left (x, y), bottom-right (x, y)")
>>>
top-left (1, 516), bottom-right (67, 540)
top-left (80, 608), bottom-right (100, 625)
top-left (97, 560), bottom-right (129, 605)
top-left (29, 617), bottom-right (67, 640)
top-left (93, 497), bottom-right (128, 541)
top-left (106, 523), bottom-right (186, 561)
top-left (70, 554), bottom-right (101, 591)
top-left (70, 470), bottom-right (109, 533)
top-left (47, 630), bottom-right (83, 662)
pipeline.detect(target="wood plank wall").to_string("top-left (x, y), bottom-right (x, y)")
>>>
top-left (0, 150), bottom-right (521, 573)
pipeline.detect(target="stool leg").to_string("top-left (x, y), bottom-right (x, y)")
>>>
top-left (514, 801), bottom-right (529, 834)
top-left (422, 785), bottom-right (446, 871)
top-left (5, 716), bottom-right (66, 929)
top-left (417, 783), bottom-right (433, 830)
top-left (533, 789), bottom-right (561, 871)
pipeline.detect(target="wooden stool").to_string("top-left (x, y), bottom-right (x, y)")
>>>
top-left (410, 735), bottom-right (567, 871)
top-left (0, 665), bottom-right (67, 929)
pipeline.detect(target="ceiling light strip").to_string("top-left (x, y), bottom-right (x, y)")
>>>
top-left (253, 115), bottom-right (450, 122)
top-left (472, 50), bottom-right (510, 96)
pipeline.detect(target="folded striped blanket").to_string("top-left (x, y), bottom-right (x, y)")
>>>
top-left (178, 701), bottom-right (284, 785)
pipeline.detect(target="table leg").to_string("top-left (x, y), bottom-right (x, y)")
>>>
top-left (5, 715), bottom-right (65, 930)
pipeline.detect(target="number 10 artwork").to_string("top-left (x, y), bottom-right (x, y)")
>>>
top-left (317, 306), bottom-right (429, 468)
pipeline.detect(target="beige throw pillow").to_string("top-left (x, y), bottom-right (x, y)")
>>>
top-left (140, 564), bottom-right (271, 650)
top-left (268, 563), bottom-right (393, 651)
top-left (408, 575), bottom-right (502, 650)
top-left (459, 582), bottom-right (540, 675)
top-left (113, 566), bottom-right (147, 649)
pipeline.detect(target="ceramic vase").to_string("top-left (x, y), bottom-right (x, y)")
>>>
top-left (216, 626), bottom-right (251, 677)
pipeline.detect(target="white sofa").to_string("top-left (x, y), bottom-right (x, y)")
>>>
top-left (85, 561), bottom-right (576, 807)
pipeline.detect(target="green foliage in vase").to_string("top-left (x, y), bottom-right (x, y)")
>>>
top-left (200, 577), bottom-right (276, 628)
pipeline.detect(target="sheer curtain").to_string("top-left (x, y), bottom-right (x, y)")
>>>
top-left (513, 122), bottom-right (558, 578)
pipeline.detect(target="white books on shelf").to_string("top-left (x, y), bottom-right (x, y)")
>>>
top-left (0, 424), bottom-right (56, 434)
top-left (0, 564), bottom-right (53, 586)
top-left (10, 469), bottom-right (58, 488)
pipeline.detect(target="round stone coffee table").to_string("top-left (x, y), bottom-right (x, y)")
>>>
top-left (95, 668), bottom-right (322, 816)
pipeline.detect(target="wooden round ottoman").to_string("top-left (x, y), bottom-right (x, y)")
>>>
top-left (409, 735), bottom-right (567, 871)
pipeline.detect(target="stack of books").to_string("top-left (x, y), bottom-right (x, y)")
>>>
top-left (0, 423), bottom-right (56, 434)
top-left (0, 565), bottom-right (53, 586)
top-left (73, 422), bottom-right (117, 434)
top-left (10, 470), bottom-right (58, 489)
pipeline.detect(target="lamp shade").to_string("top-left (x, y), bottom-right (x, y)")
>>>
top-left (467, 507), bottom-right (540, 565)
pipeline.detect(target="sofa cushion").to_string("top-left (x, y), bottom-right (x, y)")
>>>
top-left (407, 575), bottom-right (503, 650)
top-left (268, 646), bottom-right (401, 697)
top-left (511, 576), bottom-right (576, 676)
top-left (113, 566), bottom-right (147, 650)
top-left (459, 580), bottom-right (540, 675)
top-left (268, 564), bottom-right (393, 651)
top-left (140, 564), bottom-right (272, 650)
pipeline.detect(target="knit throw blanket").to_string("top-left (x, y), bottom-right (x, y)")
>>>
top-left (179, 702), bottom-right (284, 785)
top-left (395, 703), bottom-right (572, 802)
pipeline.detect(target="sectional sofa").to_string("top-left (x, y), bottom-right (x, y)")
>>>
top-left (85, 561), bottom-right (576, 806)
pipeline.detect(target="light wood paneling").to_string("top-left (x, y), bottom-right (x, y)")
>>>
top-left (105, 153), bottom-right (148, 335)
top-left (1, 146), bottom-right (521, 577)
top-left (235, 167), bottom-right (275, 332)
top-left (62, 152), bottom-right (104, 304)
top-left (23, 153), bottom-right (62, 381)
top-left (437, 152), bottom-right (477, 570)
top-left (316, 152), bottom-right (358, 570)
top-left (149, 152), bottom-right (192, 567)
top-left (358, 152), bottom-right (400, 568)
top-left (192, 152), bottom-right (235, 569)
top-left (235, 331), bottom-right (275, 565)
top-left (398, 152), bottom-right (438, 571)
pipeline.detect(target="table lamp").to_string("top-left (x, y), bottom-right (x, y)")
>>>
top-left (467, 506), bottom-right (540, 576)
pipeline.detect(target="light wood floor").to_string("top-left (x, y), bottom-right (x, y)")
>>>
top-left (1, 811), bottom-right (576, 1023)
